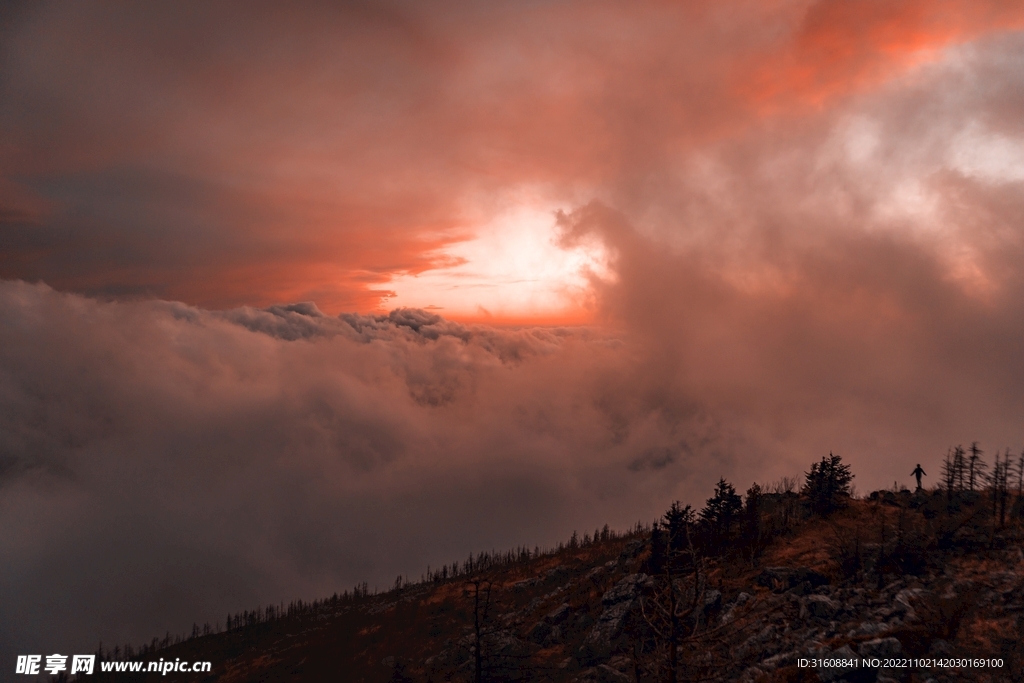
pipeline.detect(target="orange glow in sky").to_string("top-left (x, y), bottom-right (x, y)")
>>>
top-left (1, 0), bottom-right (1022, 323)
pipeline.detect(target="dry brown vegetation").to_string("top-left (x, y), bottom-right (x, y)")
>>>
top-left (73, 479), bottom-right (1024, 683)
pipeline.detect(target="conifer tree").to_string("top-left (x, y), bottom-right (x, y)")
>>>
top-left (743, 483), bottom-right (765, 561)
top-left (699, 479), bottom-right (742, 551)
top-left (664, 501), bottom-right (695, 553)
top-left (803, 453), bottom-right (853, 516)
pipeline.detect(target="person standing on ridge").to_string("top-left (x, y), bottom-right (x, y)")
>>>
top-left (911, 464), bottom-right (926, 491)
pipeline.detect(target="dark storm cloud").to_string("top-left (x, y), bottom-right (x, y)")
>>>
top-left (0, 1), bottom-right (477, 310)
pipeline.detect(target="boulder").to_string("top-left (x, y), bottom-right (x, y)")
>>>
top-left (720, 592), bottom-right (751, 624)
top-left (685, 589), bottom-right (723, 627)
top-left (703, 589), bottom-right (723, 612)
top-left (847, 621), bottom-right (891, 638)
top-left (602, 573), bottom-right (649, 605)
top-left (596, 664), bottom-right (632, 683)
top-left (760, 651), bottom-right (796, 670)
top-left (527, 621), bottom-right (552, 645)
top-left (618, 539), bottom-right (644, 562)
top-left (858, 637), bottom-right (903, 659)
top-left (816, 645), bottom-right (858, 682)
top-left (482, 631), bottom-right (536, 681)
top-left (512, 577), bottom-right (540, 592)
top-left (545, 603), bottom-right (573, 624)
top-left (757, 566), bottom-right (829, 593)
top-left (545, 565), bottom-right (570, 582)
top-left (590, 600), bottom-right (632, 641)
top-left (804, 594), bottom-right (839, 619)
top-left (893, 588), bottom-right (923, 621)
top-left (734, 624), bottom-right (777, 659)
top-left (756, 567), bottom-right (790, 591)
top-left (578, 574), bottom-right (649, 665)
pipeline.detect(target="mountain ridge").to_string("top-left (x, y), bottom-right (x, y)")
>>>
top-left (70, 458), bottom-right (1024, 683)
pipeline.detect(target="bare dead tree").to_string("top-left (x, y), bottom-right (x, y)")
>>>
top-left (942, 446), bottom-right (967, 511)
top-left (638, 506), bottom-right (710, 683)
top-left (954, 445), bottom-right (966, 492)
top-left (991, 450), bottom-right (1010, 529)
top-left (639, 541), bottom-right (757, 683)
top-left (1001, 450), bottom-right (1011, 528)
top-left (465, 579), bottom-right (493, 683)
top-left (968, 442), bottom-right (986, 492)
top-left (1017, 448), bottom-right (1024, 497)
top-left (640, 563), bottom-right (700, 681)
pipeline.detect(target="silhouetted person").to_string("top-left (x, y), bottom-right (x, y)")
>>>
top-left (911, 464), bottom-right (926, 491)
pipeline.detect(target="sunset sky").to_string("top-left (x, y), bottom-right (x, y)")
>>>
top-left (2, 0), bottom-right (1024, 669)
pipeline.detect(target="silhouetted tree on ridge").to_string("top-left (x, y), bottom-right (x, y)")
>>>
top-left (699, 478), bottom-right (743, 552)
top-left (803, 452), bottom-right (853, 516)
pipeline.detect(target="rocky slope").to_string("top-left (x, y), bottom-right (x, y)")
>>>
top-left (84, 489), bottom-right (1024, 683)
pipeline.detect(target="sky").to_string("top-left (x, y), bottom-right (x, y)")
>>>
top-left (2, 0), bottom-right (1024, 670)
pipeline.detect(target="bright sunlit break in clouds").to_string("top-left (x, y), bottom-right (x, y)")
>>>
top-left (2, 0), bottom-right (1024, 672)
top-left (388, 201), bottom-right (613, 322)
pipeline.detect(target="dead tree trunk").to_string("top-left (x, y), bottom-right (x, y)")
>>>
top-left (467, 579), bottom-right (492, 683)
